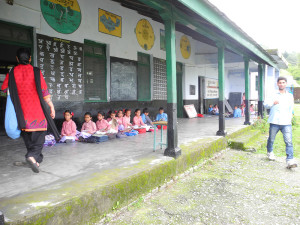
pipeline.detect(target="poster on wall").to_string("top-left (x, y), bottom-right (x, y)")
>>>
top-left (135, 19), bottom-right (155, 50)
top-left (98, 8), bottom-right (122, 38)
top-left (37, 34), bottom-right (84, 101)
top-left (180, 35), bottom-right (191, 59)
top-left (41, 0), bottom-right (82, 34)
top-left (160, 29), bottom-right (165, 51)
top-left (204, 78), bottom-right (219, 99)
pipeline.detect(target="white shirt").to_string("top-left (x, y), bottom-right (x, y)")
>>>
top-left (264, 90), bottom-right (294, 125)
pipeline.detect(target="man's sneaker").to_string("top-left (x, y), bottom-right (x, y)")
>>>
top-left (267, 152), bottom-right (275, 161)
top-left (287, 159), bottom-right (298, 169)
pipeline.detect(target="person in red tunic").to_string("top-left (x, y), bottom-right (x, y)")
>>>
top-left (1, 48), bottom-right (56, 173)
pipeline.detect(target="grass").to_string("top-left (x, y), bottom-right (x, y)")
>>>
top-left (256, 104), bottom-right (300, 158)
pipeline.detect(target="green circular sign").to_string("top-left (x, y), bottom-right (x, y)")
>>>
top-left (41, 0), bottom-right (82, 34)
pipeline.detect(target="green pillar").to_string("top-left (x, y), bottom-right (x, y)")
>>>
top-left (244, 57), bottom-right (250, 125)
top-left (258, 64), bottom-right (264, 118)
top-left (162, 13), bottom-right (181, 158)
top-left (216, 43), bottom-right (226, 136)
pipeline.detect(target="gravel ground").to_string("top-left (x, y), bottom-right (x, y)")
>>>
top-left (102, 150), bottom-right (300, 225)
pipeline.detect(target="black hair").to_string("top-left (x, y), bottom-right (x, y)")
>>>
top-left (16, 48), bottom-right (31, 65)
top-left (214, 104), bottom-right (218, 107)
top-left (64, 110), bottom-right (73, 119)
top-left (110, 110), bottom-right (116, 115)
top-left (159, 107), bottom-right (164, 111)
top-left (135, 108), bottom-right (141, 113)
top-left (124, 109), bottom-right (131, 113)
top-left (84, 112), bottom-right (92, 117)
top-left (143, 108), bottom-right (149, 113)
top-left (98, 111), bottom-right (105, 116)
top-left (117, 109), bottom-right (123, 114)
top-left (277, 76), bottom-right (287, 83)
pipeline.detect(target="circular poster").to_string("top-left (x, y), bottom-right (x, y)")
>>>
top-left (41, 0), bottom-right (82, 34)
top-left (135, 19), bottom-right (155, 50)
top-left (180, 35), bottom-right (191, 59)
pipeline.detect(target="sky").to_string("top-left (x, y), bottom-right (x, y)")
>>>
top-left (208, 0), bottom-right (300, 53)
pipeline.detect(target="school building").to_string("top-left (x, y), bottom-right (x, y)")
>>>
top-left (0, 0), bottom-right (288, 157)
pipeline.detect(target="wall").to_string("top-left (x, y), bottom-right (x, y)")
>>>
top-left (0, 0), bottom-right (198, 120)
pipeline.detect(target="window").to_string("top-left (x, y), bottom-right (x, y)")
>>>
top-left (255, 75), bottom-right (259, 91)
top-left (137, 52), bottom-right (151, 101)
top-left (84, 40), bottom-right (106, 102)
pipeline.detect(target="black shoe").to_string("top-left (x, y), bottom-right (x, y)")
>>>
top-left (78, 136), bottom-right (85, 142)
top-left (26, 158), bottom-right (40, 173)
top-left (86, 136), bottom-right (97, 143)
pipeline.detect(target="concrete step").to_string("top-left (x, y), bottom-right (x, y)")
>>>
top-left (228, 129), bottom-right (262, 151)
top-left (0, 126), bottom-right (252, 225)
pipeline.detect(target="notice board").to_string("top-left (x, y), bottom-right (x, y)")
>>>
top-left (204, 78), bottom-right (219, 99)
top-left (36, 34), bottom-right (84, 101)
top-left (184, 104), bottom-right (198, 118)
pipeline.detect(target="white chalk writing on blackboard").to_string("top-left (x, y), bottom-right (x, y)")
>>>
top-left (36, 34), bottom-right (84, 101)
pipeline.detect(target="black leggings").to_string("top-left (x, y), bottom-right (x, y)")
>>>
top-left (22, 131), bottom-right (46, 163)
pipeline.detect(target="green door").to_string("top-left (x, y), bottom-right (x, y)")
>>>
top-left (176, 62), bottom-right (184, 118)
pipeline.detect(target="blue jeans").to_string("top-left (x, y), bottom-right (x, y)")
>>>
top-left (267, 124), bottom-right (293, 160)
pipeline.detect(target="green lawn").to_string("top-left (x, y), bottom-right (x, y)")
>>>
top-left (256, 104), bottom-right (300, 158)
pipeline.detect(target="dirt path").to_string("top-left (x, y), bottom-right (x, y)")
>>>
top-left (105, 150), bottom-right (300, 225)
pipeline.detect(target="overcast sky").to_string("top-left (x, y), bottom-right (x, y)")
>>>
top-left (208, 0), bottom-right (300, 53)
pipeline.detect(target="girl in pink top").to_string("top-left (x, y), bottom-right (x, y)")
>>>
top-left (60, 110), bottom-right (77, 143)
top-left (133, 109), bottom-right (145, 126)
top-left (79, 112), bottom-right (97, 141)
top-left (116, 110), bottom-right (124, 125)
top-left (96, 112), bottom-right (110, 131)
top-left (107, 110), bottom-right (119, 132)
top-left (123, 109), bottom-right (132, 128)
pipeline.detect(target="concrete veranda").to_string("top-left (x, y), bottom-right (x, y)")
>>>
top-left (0, 115), bottom-right (247, 223)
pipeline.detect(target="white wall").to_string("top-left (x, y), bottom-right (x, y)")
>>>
top-left (0, 0), bottom-right (197, 63)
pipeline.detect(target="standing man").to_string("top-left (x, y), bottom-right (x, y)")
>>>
top-left (264, 77), bottom-right (296, 168)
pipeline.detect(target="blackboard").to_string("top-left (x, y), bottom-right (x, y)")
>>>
top-left (110, 57), bottom-right (137, 101)
top-left (228, 92), bottom-right (242, 109)
top-left (36, 34), bottom-right (84, 101)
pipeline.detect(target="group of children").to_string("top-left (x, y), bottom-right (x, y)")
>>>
top-left (59, 107), bottom-right (168, 143)
top-left (208, 104), bottom-right (256, 118)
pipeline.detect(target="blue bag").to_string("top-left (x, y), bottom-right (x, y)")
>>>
top-left (124, 130), bottom-right (138, 136)
top-left (5, 91), bottom-right (21, 139)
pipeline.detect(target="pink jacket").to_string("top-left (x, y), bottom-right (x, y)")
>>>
top-left (61, 120), bottom-right (77, 136)
top-left (133, 116), bottom-right (145, 126)
top-left (116, 117), bottom-right (124, 125)
top-left (81, 120), bottom-right (97, 133)
top-left (123, 116), bottom-right (132, 127)
top-left (96, 119), bottom-right (110, 131)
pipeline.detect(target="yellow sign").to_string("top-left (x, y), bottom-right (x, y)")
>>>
top-left (98, 8), bottom-right (122, 38)
top-left (135, 19), bottom-right (155, 50)
top-left (180, 35), bottom-right (191, 59)
top-left (48, 0), bottom-right (80, 12)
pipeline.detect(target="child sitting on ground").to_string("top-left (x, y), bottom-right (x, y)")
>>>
top-left (208, 104), bottom-right (213, 114)
top-left (212, 104), bottom-right (219, 115)
top-left (156, 107), bottom-right (168, 121)
top-left (250, 104), bottom-right (256, 115)
top-left (233, 105), bottom-right (242, 118)
top-left (116, 109), bottom-right (125, 127)
top-left (107, 110), bottom-right (119, 133)
top-left (141, 108), bottom-right (153, 126)
top-left (60, 110), bottom-right (77, 143)
top-left (96, 111), bottom-right (110, 132)
top-left (79, 112), bottom-right (97, 141)
top-left (133, 109), bottom-right (145, 127)
top-left (123, 109), bottom-right (133, 129)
